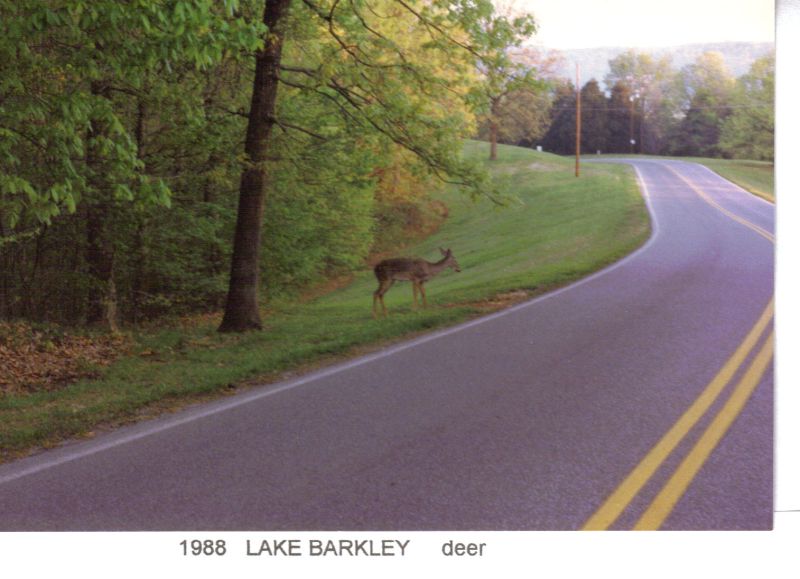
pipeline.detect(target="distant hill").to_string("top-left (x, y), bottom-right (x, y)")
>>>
top-left (547, 42), bottom-right (774, 88)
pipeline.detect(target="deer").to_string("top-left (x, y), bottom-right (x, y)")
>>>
top-left (372, 247), bottom-right (461, 318)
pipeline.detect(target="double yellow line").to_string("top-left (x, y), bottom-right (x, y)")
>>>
top-left (582, 166), bottom-right (775, 531)
top-left (667, 165), bottom-right (774, 243)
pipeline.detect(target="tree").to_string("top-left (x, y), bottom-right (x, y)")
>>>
top-left (579, 79), bottom-right (608, 155)
top-left (670, 94), bottom-right (727, 157)
top-left (670, 52), bottom-right (735, 157)
top-left (475, 47), bottom-right (562, 148)
top-left (470, 9), bottom-right (540, 160)
top-left (218, 0), bottom-right (291, 332)
top-left (541, 80), bottom-right (576, 155)
top-left (0, 0), bottom-right (262, 328)
top-left (605, 82), bottom-right (637, 154)
top-left (678, 51), bottom-right (735, 105)
top-left (605, 50), bottom-right (680, 154)
top-left (218, 0), bottom-right (505, 332)
top-left (540, 79), bottom-right (608, 156)
top-left (476, 87), bottom-right (551, 148)
top-left (718, 53), bottom-right (774, 161)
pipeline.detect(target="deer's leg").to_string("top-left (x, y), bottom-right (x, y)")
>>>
top-left (419, 283), bottom-right (427, 307)
top-left (380, 280), bottom-right (393, 316)
top-left (374, 279), bottom-right (393, 317)
top-left (373, 282), bottom-right (382, 318)
top-left (412, 281), bottom-right (419, 309)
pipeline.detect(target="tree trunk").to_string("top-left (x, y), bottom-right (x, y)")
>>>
top-left (489, 97), bottom-right (500, 161)
top-left (85, 203), bottom-right (118, 331)
top-left (489, 119), bottom-right (499, 161)
top-left (489, 121), bottom-right (498, 160)
top-left (131, 95), bottom-right (147, 324)
top-left (85, 80), bottom-right (119, 332)
top-left (218, 0), bottom-right (291, 333)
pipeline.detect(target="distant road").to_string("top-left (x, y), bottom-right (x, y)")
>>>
top-left (0, 159), bottom-right (774, 530)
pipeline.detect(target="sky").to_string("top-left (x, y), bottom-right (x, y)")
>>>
top-left (513, 0), bottom-right (775, 49)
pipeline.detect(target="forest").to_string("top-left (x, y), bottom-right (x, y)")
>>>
top-left (1, 0), bottom-right (774, 333)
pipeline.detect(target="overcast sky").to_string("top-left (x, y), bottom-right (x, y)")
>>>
top-left (513, 0), bottom-right (775, 49)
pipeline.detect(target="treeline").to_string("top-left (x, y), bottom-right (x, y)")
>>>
top-left (1, 0), bottom-right (536, 330)
top-left (538, 50), bottom-right (773, 159)
top-left (0, 2), bottom-right (774, 332)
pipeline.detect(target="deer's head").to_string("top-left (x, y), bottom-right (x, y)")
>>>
top-left (439, 247), bottom-right (461, 272)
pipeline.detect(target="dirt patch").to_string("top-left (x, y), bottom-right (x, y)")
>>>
top-left (467, 289), bottom-right (532, 312)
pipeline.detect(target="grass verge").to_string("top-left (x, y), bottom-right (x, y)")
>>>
top-left (0, 141), bottom-right (651, 462)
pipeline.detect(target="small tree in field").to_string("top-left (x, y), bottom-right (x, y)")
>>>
top-left (465, 3), bottom-right (540, 160)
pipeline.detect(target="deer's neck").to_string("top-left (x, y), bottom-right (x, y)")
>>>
top-left (428, 255), bottom-right (449, 273)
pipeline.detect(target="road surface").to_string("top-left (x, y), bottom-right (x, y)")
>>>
top-left (0, 159), bottom-right (774, 531)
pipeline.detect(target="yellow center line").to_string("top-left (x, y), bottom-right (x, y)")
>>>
top-left (582, 165), bottom-right (775, 531)
top-left (665, 166), bottom-right (775, 243)
top-left (581, 299), bottom-right (774, 530)
top-left (634, 331), bottom-right (775, 530)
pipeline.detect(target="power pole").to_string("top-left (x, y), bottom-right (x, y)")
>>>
top-left (575, 62), bottom-right (581, 177)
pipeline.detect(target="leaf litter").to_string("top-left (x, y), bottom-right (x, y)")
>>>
top-left (0, 321), bottom-right (130, 395)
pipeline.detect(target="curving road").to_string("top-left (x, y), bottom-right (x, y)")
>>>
top-left (0, 159), bottom-right (774, 531)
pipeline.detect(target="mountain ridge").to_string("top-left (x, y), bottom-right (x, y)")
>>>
top-left (541, 41), bottom-right (774, 87)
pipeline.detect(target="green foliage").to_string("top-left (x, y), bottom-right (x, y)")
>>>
top-left (251, 0), bottom-right (511, 293)
top-left (4, 0), bottom-right (529, 326)
top-left (476, 86), bottom-right (552, 147)
top-left (261, 135), bottom-right (376, 293)
top-left (276, 0), bottom-right (489, 193)
top-left (579, 79), bottom-right (608, 154)
top-left (718, 54), bottom-right (774, 161)
top-left (605, 82), bottom-right (637, 154)
top-left (0, 0), bottom-right (263, 239)
top-left (669, 94), bottom-right (727, 157)
top-left (668, 52), bottom-right (736, 158)
top-left (541, 81), bottom-right (577, 155)
top-left (604, 50), bottom-right (681, 154)
top-left (122, 201), bottom-right (236, 318)
top-left (0, 0), bottom-right (262, 322)
top-left (458, 2), bottom-right (544, 159)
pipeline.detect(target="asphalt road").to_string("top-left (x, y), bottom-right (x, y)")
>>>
top-left (0, 159), bottom-right (774, 531)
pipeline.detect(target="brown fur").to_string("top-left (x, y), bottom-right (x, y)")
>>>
top-left (372, 248), bottom-right (460, 317)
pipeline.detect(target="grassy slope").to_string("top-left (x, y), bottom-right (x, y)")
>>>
top-left (0, 141), bottom-right (651, 460)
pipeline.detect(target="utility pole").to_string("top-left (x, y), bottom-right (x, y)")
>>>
top-left (575, 62), bottom-right (581, 177)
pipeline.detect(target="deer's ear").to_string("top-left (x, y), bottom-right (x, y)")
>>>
top-left (439, 247), bottom-right (446, 255)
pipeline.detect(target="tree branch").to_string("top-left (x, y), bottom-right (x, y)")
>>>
top-left (271, 117), bottom-right (328, 141)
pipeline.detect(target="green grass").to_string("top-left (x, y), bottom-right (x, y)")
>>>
top-left (0, 141), bottom-right (651, 461)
